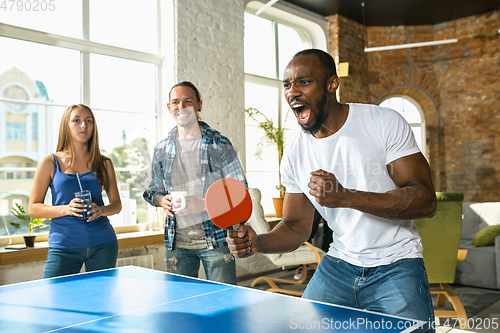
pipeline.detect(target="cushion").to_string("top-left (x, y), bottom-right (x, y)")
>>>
top-left (248, 188), bottom-right (280, 261)
top-left (455, 242), bottom-right (498, 289)
top-left (461, 202), bottom-right (483, 240)
top-left (476, 202), bottom-right (500, 226)
top-left (461, 202), bottom-right (500, 240)
top-left (472, 225), bottom-right (500, 247)
top-left (436, 192), bottom-right (464, 201)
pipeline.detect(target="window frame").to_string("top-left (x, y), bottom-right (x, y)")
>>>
top-left (0, 0), bottom-right (167, 245)
top-left (244, 2), bottom-right (327, 213)
top-left (379, 95), bottom-right (427, 157)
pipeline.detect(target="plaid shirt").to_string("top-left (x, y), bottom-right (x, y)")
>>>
top-left (143, 121), bottom-right (248, 250)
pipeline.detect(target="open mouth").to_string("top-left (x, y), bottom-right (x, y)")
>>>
top-left (290, 102), bottom-right (311, 125)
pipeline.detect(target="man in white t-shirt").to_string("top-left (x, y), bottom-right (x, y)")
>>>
top-left (227, 49), bottom-right (437, 329)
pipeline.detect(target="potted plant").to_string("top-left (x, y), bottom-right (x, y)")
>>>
top-left (245, 107), bottom-right (287, 217)
top-left (10, 203), bottom-right (49, 247)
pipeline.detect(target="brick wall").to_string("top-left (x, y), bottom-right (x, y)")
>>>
top-left (328, 11), bottom-right (500, 202)
top-left (329, 14), bottom-right (371, 104)
top-left (174, 0), bottom-right (246, 167)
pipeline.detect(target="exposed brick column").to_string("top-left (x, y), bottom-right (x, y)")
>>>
top-left (174, 0), bottom-right (246, 167)
top-left (328, 15), bottom-right (371, 104)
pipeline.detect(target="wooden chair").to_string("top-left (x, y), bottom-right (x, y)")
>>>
top-left (247, 188), bottom-right (324, 296)
top-left (416, 192), bottom-right (469, 329)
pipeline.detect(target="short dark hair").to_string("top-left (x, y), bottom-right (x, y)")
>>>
top-left (169, 81), bottom-right (201, 102)
top-left (293, 49), bottom-right (337, 78)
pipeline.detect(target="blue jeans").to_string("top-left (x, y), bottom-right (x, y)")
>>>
top-left (303, 256), bottom-right (435, 330)
top-left (165, 244), bottom-right (236, 285)
top-left (43, 240), bottom-right (118, 278)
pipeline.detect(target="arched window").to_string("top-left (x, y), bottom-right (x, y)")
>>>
top-left (379, 96), bottom-right (426, 156)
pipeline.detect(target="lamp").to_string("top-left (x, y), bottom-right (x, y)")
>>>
top-left (255, 0), bottom-right (279, 16)
top-left (364, 39), bottom-right (458, 52)
top-left (338, 62), bottom-right (351, 77)
top-left (361, 1), bottom-right (458, 53)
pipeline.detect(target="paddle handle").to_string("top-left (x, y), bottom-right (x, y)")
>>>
top-left (223, 178), bottom-right (240, 231)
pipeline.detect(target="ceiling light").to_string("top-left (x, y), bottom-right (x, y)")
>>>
top-left (361, 1), bottom-right (458, 53)
top-left (364, 39), bottom-right (458, 52)
top-left (255, 0), bottom-right (279, 16)
top-left (338, 62), bottom-right (351, 77)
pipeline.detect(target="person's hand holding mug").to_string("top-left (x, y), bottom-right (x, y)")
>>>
top-left (155, 191), bottom-right (188, 217)
top-left (170, 191), bottom-right (187, 212)
top-left (174, 196), bottom-right (206, 217)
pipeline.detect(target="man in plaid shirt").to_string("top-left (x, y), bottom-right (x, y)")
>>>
top-left (143, 81), bottom-right (247, 284)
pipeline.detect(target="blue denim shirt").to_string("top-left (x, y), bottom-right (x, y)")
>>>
top-left (143, 121), bottom-right (248, 250)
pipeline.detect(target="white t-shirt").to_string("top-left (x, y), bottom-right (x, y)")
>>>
top-left (281, 103), bottom-right (423, 267)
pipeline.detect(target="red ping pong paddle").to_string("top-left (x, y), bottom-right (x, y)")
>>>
top-left (205, 178), bottom-right (252, 230)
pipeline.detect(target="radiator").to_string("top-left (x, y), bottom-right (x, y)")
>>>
top-left (116, 255), bottom-right (154, 269)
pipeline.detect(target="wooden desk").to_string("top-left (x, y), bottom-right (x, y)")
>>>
top-left (0, 231), bottom-right (164, 266)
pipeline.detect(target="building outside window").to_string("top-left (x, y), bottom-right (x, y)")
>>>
top-left (32, 113), bottom-right (38, 142)
top-left (0, 0), bottom-right (166, 238)
top-left (6, 122), bottom-right (26, 140)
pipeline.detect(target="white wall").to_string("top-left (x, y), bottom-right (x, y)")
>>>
top-left (173, 0), bottom-right (247, 167)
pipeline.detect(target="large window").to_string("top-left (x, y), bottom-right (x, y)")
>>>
top-left (244, 7), bottom-right (325, 213)
top-left (0, 0), bottom-right (166, 239)
top-left (379, 96), bottom-right (426, 156)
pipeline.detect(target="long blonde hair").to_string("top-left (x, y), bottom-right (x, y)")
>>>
top-left (56, 104), bottom-right (109, 190)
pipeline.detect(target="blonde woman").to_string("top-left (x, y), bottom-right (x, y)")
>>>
top-left (29, 104), bottom-right (121, 278)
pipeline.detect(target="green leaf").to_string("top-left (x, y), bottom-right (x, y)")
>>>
top-left (31, 218), bottom-right (46, 226)
top-left (10, 204), bottom-right (49, 235)
top-left (11, 203), bottom-right (30, 221)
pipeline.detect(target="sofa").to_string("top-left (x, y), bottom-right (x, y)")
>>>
top-left (455, 202), bottom-right (500, 290)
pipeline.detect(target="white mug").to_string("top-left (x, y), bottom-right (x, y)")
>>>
top-left (170, 191), bottom-right (187, 211)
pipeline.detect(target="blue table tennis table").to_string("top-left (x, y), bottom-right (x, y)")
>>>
top-left (0, 266), bottom-right (430, 332)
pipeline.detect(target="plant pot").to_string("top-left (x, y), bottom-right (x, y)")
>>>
top-left (23, 235), bottom-right (36, 248)
top-left (272, 197), bottom-right (284, 218)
